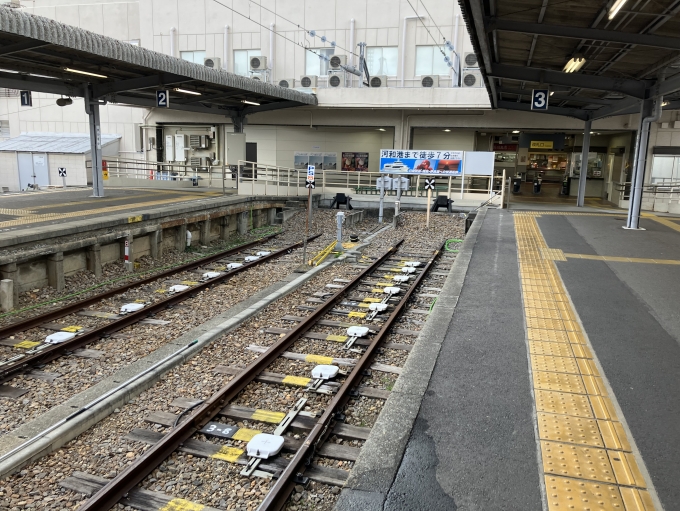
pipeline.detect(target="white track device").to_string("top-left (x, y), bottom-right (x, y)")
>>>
top-left (244, 256), bottom-right (261, 262)
top-left (404, 261), bottom-right (421, 267)
top-left (344, 325), bottom-right (370, 350)
top-left (246, 434), bottom-right (284, 459)
top-left (120, 302), bottom-right (145, 313)
top-left (309, 364), bottom-right (341, 393)
top-left (383, 286), bottom-right (401, 294)
top-left (227, 262), bottom-right (243, 270)
top-left (401, 267), bottom-right (416, 274)
top-left (168, 285), bottom-right (189, 294)
top-left (392, 275), bottom-right (409, 283)
top-left (202, 271), bottom-right (222, 280)
top-left (256, 251), bottom-right (271, 256)
top-left (45, 331), bottom-right (76, 344)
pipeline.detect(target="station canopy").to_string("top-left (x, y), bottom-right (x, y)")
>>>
top-left (459, 0), bottom-right (680, 120)
top-left (0, 7), bottom-right (317, 117)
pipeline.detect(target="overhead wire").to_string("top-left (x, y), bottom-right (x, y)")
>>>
top-left (405, 0), bottom-right (449, 62)
top-left (418, 0), bottom-right (448, 43)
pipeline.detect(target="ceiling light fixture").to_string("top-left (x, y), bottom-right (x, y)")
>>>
top-left (56, 97), bottom-right (73, 107)
top-left (174, 88), bottom-right (201, 96)
top-left (512, 130), bottom-right (520, 134)
top-left (443, 129), bottom-right (451, 132)
top-left (550, 91), bottom-right (554, 96)
top-left (563, 56), bottom-right (586, 73)
top-left (241, 99), bottom-right (260, 106)
top-left (377, 128), bottom-right (386, 131)
top-left (64, 67), bottom-right (108, 79)
top-left (608, 0), bottom-right (628, 19)
top-left (662, 100), bottom-right (670, 107)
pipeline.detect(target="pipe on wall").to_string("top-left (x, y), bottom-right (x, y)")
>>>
top-left (451, 14), bottom-right (460, 87)
top-left (401, 15), bottom-right (424, 88)
top-left (224, 25), bottom-right (229, 72)
top-left (170, 27), bottom-right (177, 58)
top-left (349, 18), bottom-right (355, 87)
top-left (269, 23), bottom-right (275, 84)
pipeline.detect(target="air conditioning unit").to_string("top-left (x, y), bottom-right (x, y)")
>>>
top-left (251, 76), bottom-right (262, 81)
top-left (299, 75), bottom-right (318, 88)
top-left (463, 52), bottom-right (479, 68)
top-left (329, 55), bottom-right (347, 69)
top-left (204, 57), bottom-right (222, 69)
top-left (328, 74), bottom-right (344, 88)
top-left (278, 78), bottom-right (295, 88)
top-left (462, 69), bottom-right (483, 88)
top-left (249, 55), bottom-right (267, 71)
top-left (421, 75), bottom-right (439, 88)
top-left (369, 75), bottom-right (388, 88)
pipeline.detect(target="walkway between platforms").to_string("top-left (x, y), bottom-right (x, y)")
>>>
top-left (337, 208), bottom-right (680, 511)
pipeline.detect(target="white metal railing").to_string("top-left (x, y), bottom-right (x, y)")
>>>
top-left (611, 181), bottom-right (680, 212)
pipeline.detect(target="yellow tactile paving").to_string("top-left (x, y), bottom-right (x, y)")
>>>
top-left (514, 213), bottom-right (656, 510)
top-left (564, 253), bottom-right (680, 265)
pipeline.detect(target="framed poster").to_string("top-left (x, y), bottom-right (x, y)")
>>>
top-left (294, 152), bottom-right (309, 170)
top-left (379, 149), bottom-right (463, 175)
top-left (341, 152), bottom-right (369, 171)
top-left (322, 152), bottom-right (338, 170)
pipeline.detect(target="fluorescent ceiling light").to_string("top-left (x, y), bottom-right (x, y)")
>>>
top-left (550, 91), bottom-right (554, 96)
top-left (609, 0), bottom-right (628, 19)
top-left (174, 88), bottom-right (201, 96)
top-left (377, 128), bottom-right (386, 131)
top-left (443, 129), bottom-right (451, 132)
top-left (241, 99), bottom-right (260, 106)
top-left (563, 57), bottom-right (586, 73)
top-left (512, 130), bottom-right (520, 133)
top-left (662, 101), bottom-right (670, 107)
top-left (64, 67), bottom-right (108, 79)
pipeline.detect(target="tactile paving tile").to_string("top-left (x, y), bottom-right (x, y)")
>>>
top-left (534, 371), bottom-right (586, 394)
top-left (529, 340), bottom-right (575, 358)
top-left (571, 343), bottom-right (594, 359)
top-left (525, 307), bottom-right (562, 319)
top-left (577, 358), bottom-right (601, 376)
top-left (597, 420), bottom-right (632, 452)
top-left (607, 451), bottom-right (647, 488)
top-left (541, 441), bottom-right (616, 483)
top-left (581, 375), bottom-right (607, 396)
top-left (589, 395), bottom-right (619, 421)
top-left (568, 331), bottom-right (587, 345)
top-left (537, 412), bottom-right (604, 447)
top-left (532, 355), bottom-right (580, 375)
top-left (528, 328), bottom-right (570, 343)
top-left (544, 475), bottom-right (624, 511)
top-left (525, 299), bottom-right (559, 310)
top-left (536, 389), bottom-right (594, 418)
top-left (620, 487), bottom-right (656, 510)
top-left (526, 317), bottom-right (567, 330)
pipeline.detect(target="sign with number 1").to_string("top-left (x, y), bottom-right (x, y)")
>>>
top-left (20, 91), bottom-right (32, 107)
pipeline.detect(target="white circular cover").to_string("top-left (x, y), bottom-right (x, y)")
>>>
top-left (401, 267), bottom-right (416, 273)
top-left (45, 331), bottom-right (76, 344)
top-left (202, 272), bottom-right (222, 279)
top-left (311, 364), bottom-right (339, 379)
top-left (393, 275), bottom-right (410, 282)
top-left (347, 325), bottom-right (370, 337)
top-left (384, 286), bottom-right (401, 294)
top-left (227, 263), bottom-right (244, 270)
top-left (244, 256), bottom-right (261, 262)
top-left (168, 285), bottom-right (190, 293)
top-left (120, 302), bottom-right (146, 313)
top-left (404, 261), bottom-right (422, 267)
top-left (256, 251), bottom-right (272, 256)
top-left (369, 303), bottom-right (388, 311)
top-left (247, 433), bottom-right (285, 459)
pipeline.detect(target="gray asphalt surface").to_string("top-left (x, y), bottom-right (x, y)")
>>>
top-left (385, 209), bottom-right (543, 511)
top-left (537, 214), bottom-right (680, 510)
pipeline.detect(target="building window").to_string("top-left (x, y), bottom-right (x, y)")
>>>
top-left (305, 48), bottom-right (335, 76)
top-left (180, 50), bottom-right (206, 64)
top-left (234, 49), bottom-right (262, 76)
top-left (650, 156), bottom-right (680, 184)
top-left (366, 47), bottom-right (398, 76)
top-left (415, 45), bottom-right (450, 76)
top-left (127, 39), bottom-right (140, 46)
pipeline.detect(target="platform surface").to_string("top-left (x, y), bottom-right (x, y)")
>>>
top-left (383, 208), bottom-right (680, 510)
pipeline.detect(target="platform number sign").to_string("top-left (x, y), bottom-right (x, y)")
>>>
top-left (156, 90), bottom-right (170, 108)
top-left (20, 90), bottom-right (32, 107)
top-left (531, 89), bottom-right (549, 111)
top-left (306, 165), bottom-right (315, 188)
top-left (424, 178), bottom-right (436, 191)
top-left (58, 168), bottom-right (67, 177)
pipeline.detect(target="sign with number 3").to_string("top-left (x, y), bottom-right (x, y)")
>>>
top-left (531, 89), bottom-right (549, 111)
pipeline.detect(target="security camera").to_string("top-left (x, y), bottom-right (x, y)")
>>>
top-left (56, 97), bottom-right (73, 107)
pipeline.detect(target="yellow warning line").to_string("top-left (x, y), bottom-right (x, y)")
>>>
top-left (0, 196), bottom-right (200, 229)
top-left (0, 208), bottom-right (37, 216)
top-left (542, 248), bottom-right (680, 265)
top-left (515, 214), bottom-right (657, 510)
top-left (641, 212), bottom-right (680, 233)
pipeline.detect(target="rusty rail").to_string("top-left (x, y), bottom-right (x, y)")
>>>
top-left (75, 240), bottom-right (404, 511)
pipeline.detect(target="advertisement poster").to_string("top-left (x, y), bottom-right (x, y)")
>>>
top-left (379, 149), bottom-right (463, 175)
top-left (294, 152), bottom-right (309, 170)
top-left (341, 152), bottom-right (370, 171)
top-left (309, 152), bottom-right (324, 170)
top-left (322, 152), bottom-right (338, 170)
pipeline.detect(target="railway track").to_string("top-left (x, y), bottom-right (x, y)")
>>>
top-left (0, 234), bottom-right (318, 388)
top-left (57, 238), bottom-right (457, 511)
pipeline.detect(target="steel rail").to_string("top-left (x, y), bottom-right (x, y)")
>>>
top-left (258, 241), bottom-right (444, 511)
top-left (76, 239), bottom-right (404, 511)
top-left (0, 233), bottom-right (281, 339)
top-left (0, 235), bottom-right (320, 384)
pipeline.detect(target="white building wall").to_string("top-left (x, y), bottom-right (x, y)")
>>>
top-left (0, 152), bottom-right (19, 191)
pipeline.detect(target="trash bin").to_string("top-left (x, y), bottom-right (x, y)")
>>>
top-left (533, 177), bottom-right (543, 194)
top-left (560, 176), bottom-right (571, 196)
top-left (512, 177), bottom-right (522, 194)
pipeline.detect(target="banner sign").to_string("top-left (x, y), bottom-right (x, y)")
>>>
top-left (493, 143), bottom-right (518, 151)
top-left (341, 152), bottom-right (369, 171)
top-left (379, 149), bottom-right (463, 175)
top-left (530, 141), bottom-right (554, 149)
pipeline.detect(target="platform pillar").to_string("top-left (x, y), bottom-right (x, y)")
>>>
top-left (237, 211), bottom-right (248, 235)
top-left (267, 208), bottom-right (277, 226)
top-left (125, 233), bottom-right (134, 272)
top-left (0, 279), bottom-right (12, 312)
top-left (0, 262), bottom-right (19, 304)
top-left (200, 218), bottom-right (211, 246)
top-left (220, 216), bottom-right (230, 241)
top-left (150, 229), bottom-right (161, 259)
top-left (86, 243), bottom-right (102, 278)
top-left (177, 223), bottom-right (187, 252)
top-left (576, 119), bottom-right (592, 208)
top-left (47, 252), bottom-right (65, 292)
top-left (85, 85), bottom-right (104, 198)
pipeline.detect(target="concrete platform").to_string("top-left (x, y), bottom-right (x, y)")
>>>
top-left (337, 208), bottom-right (680, 511)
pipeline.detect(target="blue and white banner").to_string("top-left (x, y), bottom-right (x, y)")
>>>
top-left (379, 149), bottom-right (464, 175)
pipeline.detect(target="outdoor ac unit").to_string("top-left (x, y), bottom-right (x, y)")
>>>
top-left (249, 55), bottom-right (267, 70)
top-left (463, 52), bottom-right (479, 68)
top-left (329, 55), bottom-right (347, 69)
top-left (251, 76), bottom-right (262, 81)
top-left (299, 75), bottom-right (318, 88)
top-left (421, 75), bottom-right (439, 88)
top-left (462, 69), bottom-right (483, 88)
top-left (278, 78), bottom-right (295, 88)
top-left (328, 74), bottom-right (344, 88)
top-left (204, 57), bottom-right (221, 69)
top-left (369, 75), bottom-right (388, 88)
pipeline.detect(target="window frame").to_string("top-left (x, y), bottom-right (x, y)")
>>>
top-left (305, 48), bottom-right (335, 76)
top-left (365, 46), bottom-right (399, 77)
top-left (233, 49), bottom-right (262, 76)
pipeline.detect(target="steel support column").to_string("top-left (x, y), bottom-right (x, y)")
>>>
top-left (85, 86), bottom-right (104, 197)
top-left (577, 119), bottom-right (591, 207)
top-left (627, 98), bottom-right (659, 229)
